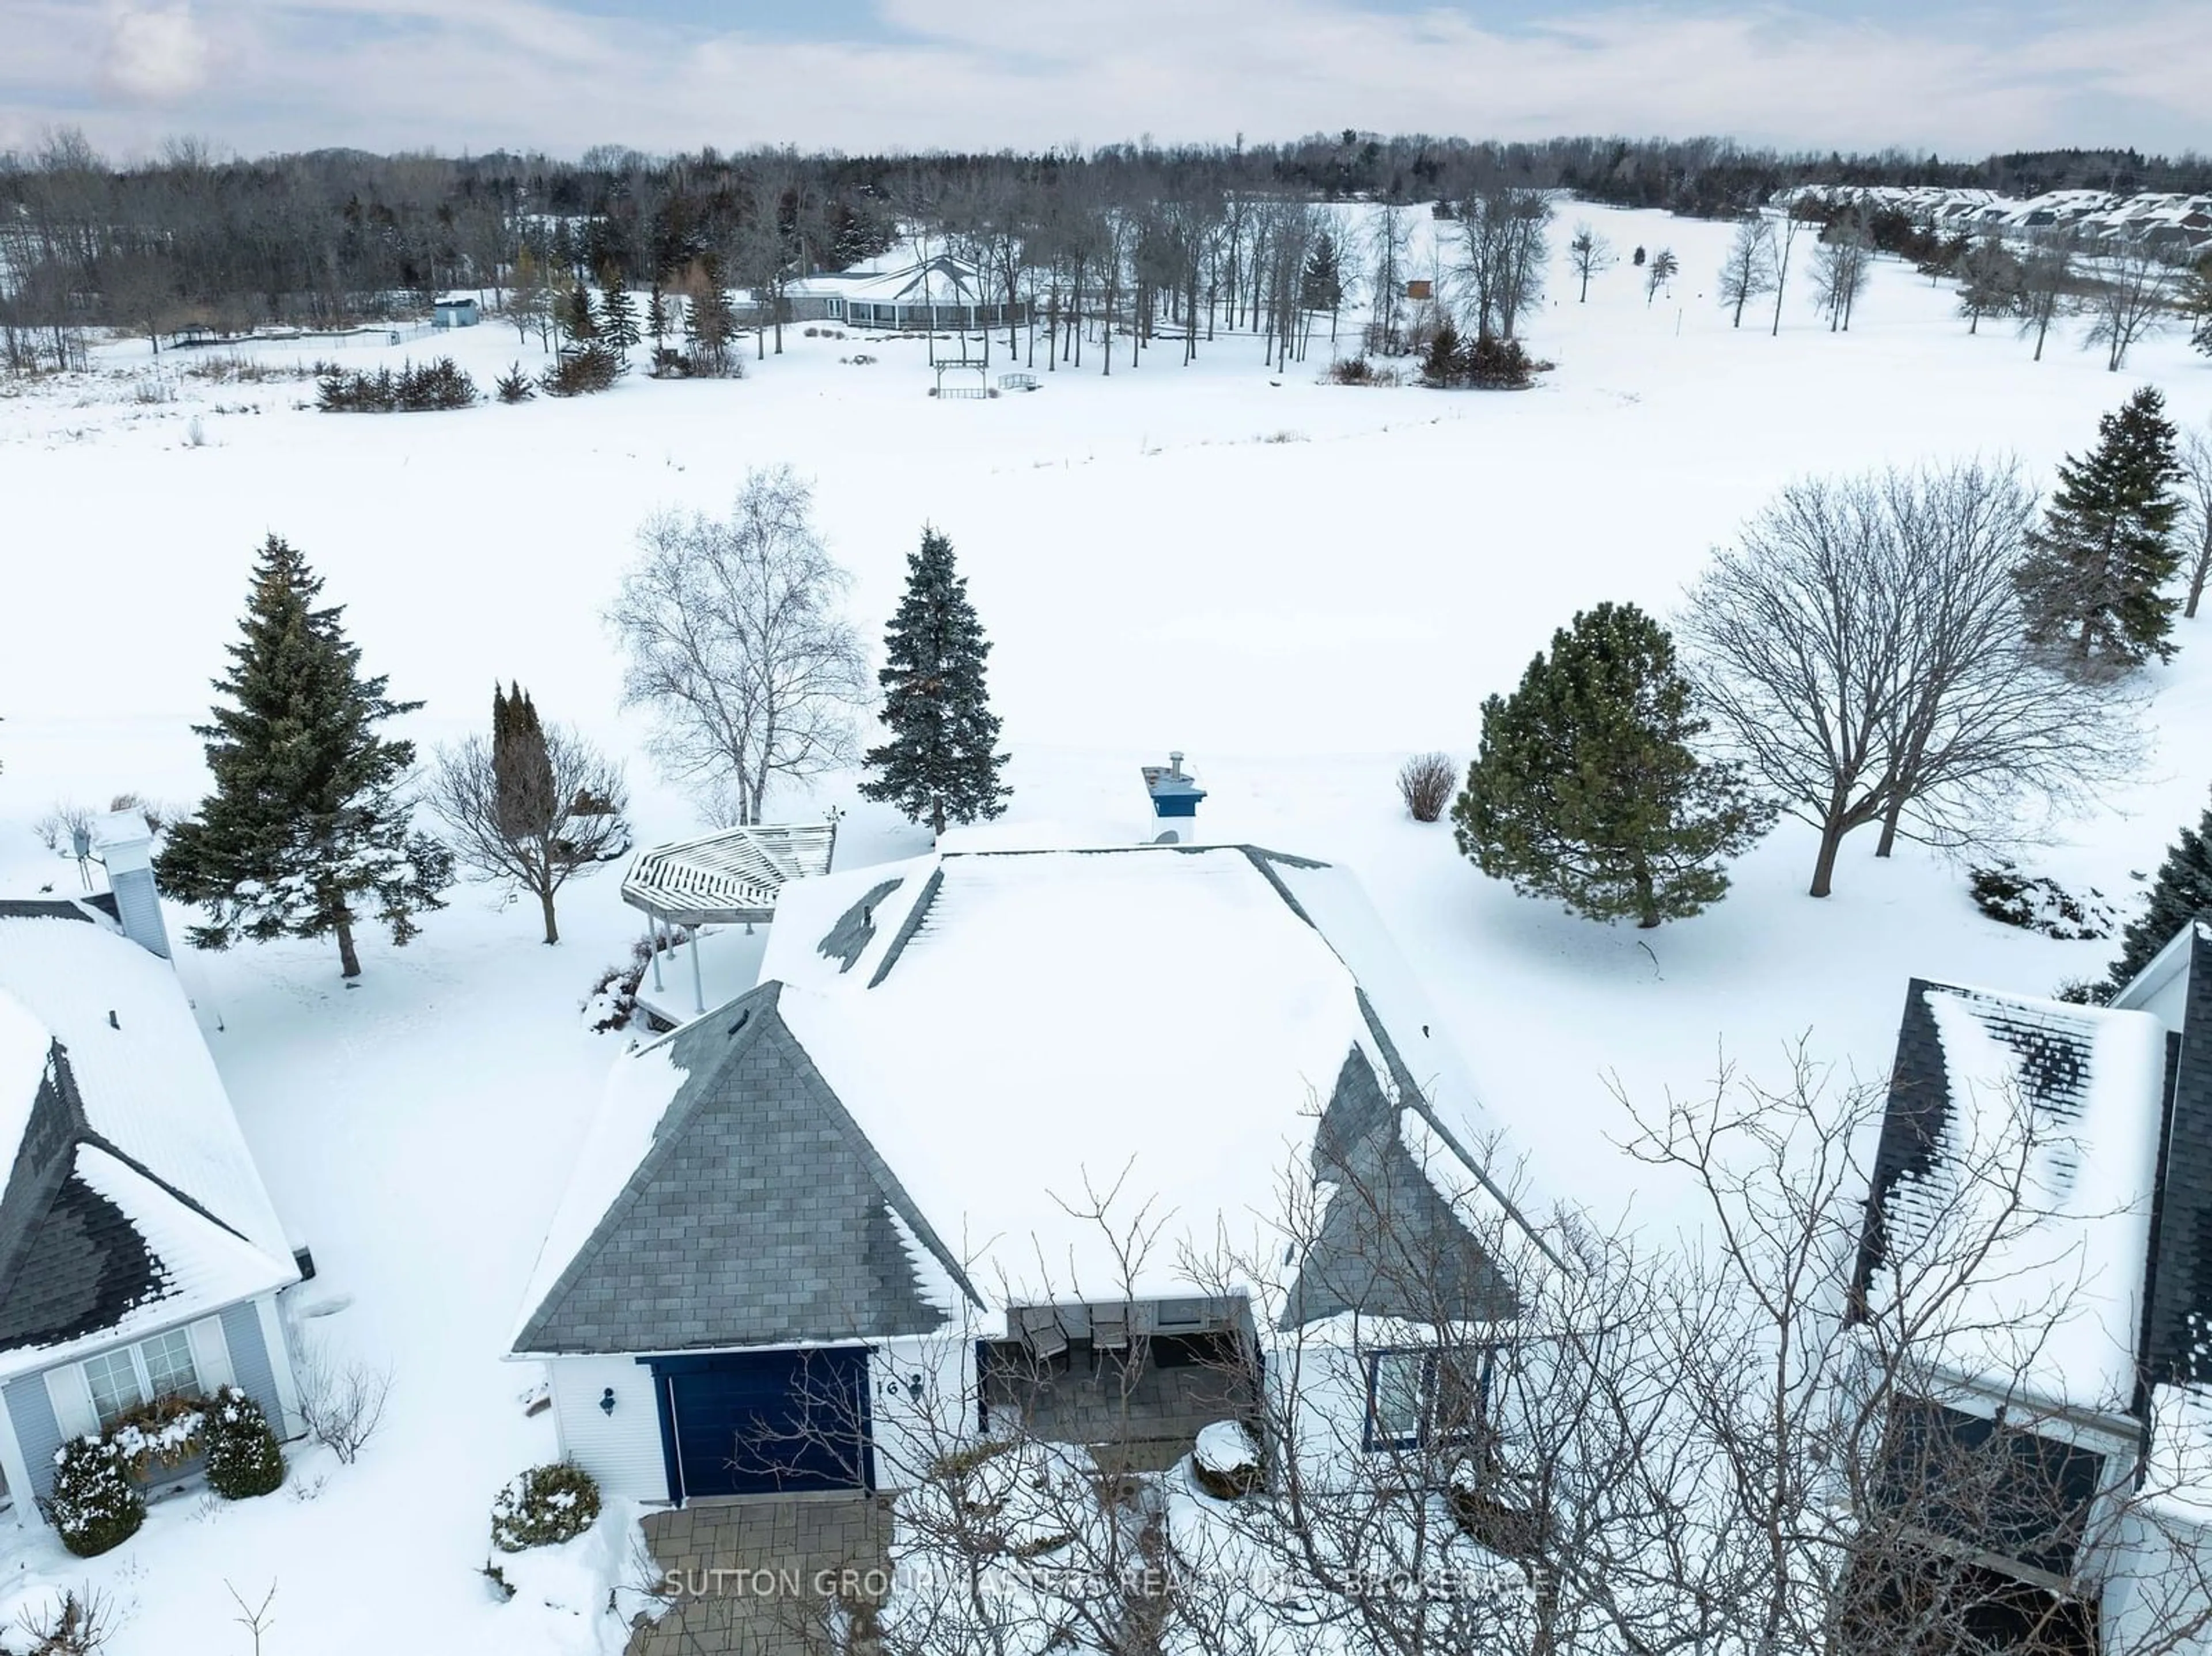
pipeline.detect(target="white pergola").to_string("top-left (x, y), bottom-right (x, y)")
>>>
top-left (621, 821), bottom-right (839, 1015)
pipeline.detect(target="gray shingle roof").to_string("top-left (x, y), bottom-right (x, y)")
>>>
top-left (2137, 923), bottom-right (2212, 1386)
top-left (514, 983), bottom-right (980, 1356)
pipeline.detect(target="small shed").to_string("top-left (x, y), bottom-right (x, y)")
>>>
top-left (1405, 279), bottom-right (1434, 301)
top-left (433, 295), bottom-right (481, 329)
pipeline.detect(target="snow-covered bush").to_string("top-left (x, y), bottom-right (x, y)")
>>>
top-left (1190, 1420), bottom-right (1262, 1501)
top-left (1967, 861), bottom-right (2116, 940)
top-left (44, 1439), bottom-right (144, 1558)
top-left (203, 1385), bottom-right (286, 1500)
top-left (490, 1461), bottom-right (601, 1552)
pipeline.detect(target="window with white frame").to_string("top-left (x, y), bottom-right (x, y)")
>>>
top-left (1365, 1346), bottom-right (1497, 1452)
top-left (141, 1328), bottom-right (200, 1401)
top-left (79, 1329), bottom-right (204, 1430)
top-left (82, 1348), bottom-right (145, 1430)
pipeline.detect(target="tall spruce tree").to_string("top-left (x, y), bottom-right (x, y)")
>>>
top-left (1452, 602), bottom-right (1770, 929)
top-left (157, 536), bottom-right (453, 977)
top-left (559, 282), bottom-right (597, 346)
top-left (2103, 786), bottom-right (2212, 997)
top-left (491, 682), bottom-right (556, 840)
top-left (2016, 387), bottom-right (2186, 673)
top-left (859, 526), bottom-right (1010, 838)
top-left (599, 281), bottom-right (639, 358)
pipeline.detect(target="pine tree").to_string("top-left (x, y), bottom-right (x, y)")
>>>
top-left (491, 682), bottom-right (556, 840)
top-left (2102, 786), bottom-right (2212, 996)
top-left (2015, 387), bottom-right (2186, 673)
top-left (858, 527), bottom-right (1011, 838)
top-left (1422, 317), bottom-right (1462, 387)
top-left (1450, 602), bottom-right (1770, 929)
top-left (646, 276), bottom-right (668, 372)
top-left (559, 283), bottom-right (597, 347)
top-left (156, 536), bottom-right (454, 977)
top-left (599, 281), bottom-right (639, 358)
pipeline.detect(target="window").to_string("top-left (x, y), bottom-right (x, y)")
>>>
top-left (79, 1329), bottom-right (204, 1431)
top-left (1366, 1347), bottom-right (1497, 1452)
top-left (141, 1329), bottom-right (200, 1402)
top-left (82, 1348), bottom-right (145, 1430)
top-left (1368, 1350), bottom-right (1428, 1449)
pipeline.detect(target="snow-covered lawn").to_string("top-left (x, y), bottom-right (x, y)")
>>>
top-left (0, 200), bottom-right (2209, 1651)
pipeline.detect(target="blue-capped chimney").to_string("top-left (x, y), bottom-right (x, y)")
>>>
top-left (1141, 751), bottom-right (1206, 839)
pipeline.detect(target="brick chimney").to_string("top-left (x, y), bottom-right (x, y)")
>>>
top-left (95, 810), bottom-right (171, 959)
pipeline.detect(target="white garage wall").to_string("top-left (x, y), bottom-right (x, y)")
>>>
top-left (549, 1355), bottom-right (668, 1501)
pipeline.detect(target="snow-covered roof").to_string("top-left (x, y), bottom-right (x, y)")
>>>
top-left (1856, 980), bottom-right (2169, 1409)
top-left (519, 842), bottom-right (1543, 1354)
top-left (0, 907), bottom-right (296, 1380)
top-left (761, 843), bottom-right (1535, 1306)
top-left (789, 249), bottom-right (991, 306)
top-left (620, 821), bottom-right (839, 925)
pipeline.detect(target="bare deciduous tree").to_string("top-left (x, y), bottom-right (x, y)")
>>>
top-left (1770, 210), bottom-right (1808, 338)
top-left (1567, 221), bottom-right (1613, 304)
top-left (426, 722), bottom-right (628, 945)
top-left (1812, 214), bottom-right (1873, 332)
top-left (1681, 464), bottom-right (2138, 897)
top-left (1717, 215), bottom-right (1776, 328)
top-left (2179, 429), bottom-right (2212, 622)
top-left (2016, 229), bottom-right (2077, 362)
top-left (608, 466), bottom-right (870, 825)
top-left (1455, 185), bottom-right (1551, 340)
top-left (1644, 246), bottom-right (1679, 308)
top-left (2085, 245), bottom-right (2174, 372)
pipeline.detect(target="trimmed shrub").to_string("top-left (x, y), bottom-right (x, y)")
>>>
top-left (1190, 1420), bottom-right (1262, 1501)
top-left (45, 1438), bottom-right (144, 1558)
top-left (203, 1386), bottom-right (286, 1500)
top-left (1397, 752), bottom-right (1456, 823)
top-left (490, 1461), bottom-right (601, 1552)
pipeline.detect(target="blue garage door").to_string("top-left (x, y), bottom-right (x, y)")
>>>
top-left (652, 1348), bottom-right (873, 1500)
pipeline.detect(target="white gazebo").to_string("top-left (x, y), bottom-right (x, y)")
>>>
top-left (622, 821), bottom-right (839, 1017)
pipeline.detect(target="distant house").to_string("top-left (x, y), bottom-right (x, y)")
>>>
top-left (785, 249), bottom-right (1030, 332)
top-left (0, 816), bottom-right (302, 1526)
top-left (512, 840), bottom-right (1542, 1503)
top-left (433, 295), bottom-right (481, 329)
top-left (1849, 916), bottom-right (2212, 1649)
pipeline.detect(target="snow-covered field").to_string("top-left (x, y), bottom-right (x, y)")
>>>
top-left (1, 199), bottom-right (2209, 1651)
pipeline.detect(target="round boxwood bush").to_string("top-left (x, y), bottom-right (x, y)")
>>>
top-left (490, 1462), bottom-right (601, 1552)
top-left (204, 1385), bottom-right (286, 1500)
top-left (46, 1437), bottom-right (145, 1557)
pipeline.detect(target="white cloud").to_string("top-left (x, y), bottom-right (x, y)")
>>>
top-left (3, 0), bottom-right (2206, 160)
top-left (103, 2), bottom-right (213, 103)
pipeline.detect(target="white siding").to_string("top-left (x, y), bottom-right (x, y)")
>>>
top-left (549, 1357), bottom-right (668, 1501)
top-left (869, 1334), bottom-right (974, 1492)
top-left (254, 1295), bottom-right (302, 1434)
top-left (0, 1388), bottom-right (35, 1525)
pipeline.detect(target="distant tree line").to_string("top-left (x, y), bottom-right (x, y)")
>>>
top-left (7, 126), bottom-right (2211, 372)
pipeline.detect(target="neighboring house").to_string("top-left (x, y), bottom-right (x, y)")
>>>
top-left (0, 814), bottom-right (302, 1525)
top-left (512, 840), bottom-right (1544, 1505)
top-left (785, 250), bottom-right (1030, 332)
top-left (1849, 916), bottom-right (2212, 1649)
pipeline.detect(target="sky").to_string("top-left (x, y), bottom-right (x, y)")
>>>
top-left (3, 0), bottom-right (2209, 164)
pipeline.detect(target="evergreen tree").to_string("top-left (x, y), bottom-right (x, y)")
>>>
top-left (559, 282), bottom-right (597, 346)
top-left (1450, 602), bottom-right (1770, 929)
top-left (2102, 785), bottom-right (2212, 996)
top-left (491, 682), bottom-right (556, 840)
top-left (157, 536), bottom-right (453, 977)
top-left (858, 527), bottom-right (1011, 838)
top-left (509, 246), bottom-right (549, 347)
top-left (2016, 387), bottom-right (2186, 673)
top-left (1422, 317), bottom-right (1462, 387)
top-left (646, 276), bottom-right (668, 372)
top-left (1954, 235), bottom-right (2022, 335)
top-left (685, 260), bottom-right (736, 375)
top-left (599, 280), bottom-right (639, 358)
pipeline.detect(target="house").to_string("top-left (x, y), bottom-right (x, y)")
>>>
top-left (512, 839), bottom-right (1544, 1503)
top-left (0, 814), bottom-right (302, 1525)
top-left (1848, 916), bottom-right (2212, 1649)
top-left (785, 249), bottom-right (1029, 332)
top-left (432, 295), bottom-right (480, 329)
